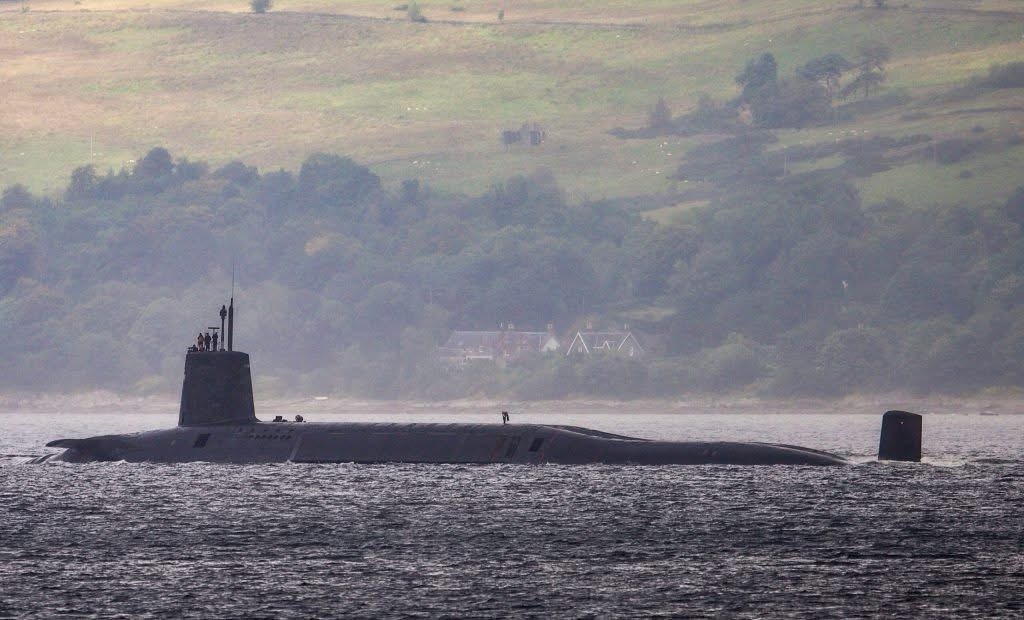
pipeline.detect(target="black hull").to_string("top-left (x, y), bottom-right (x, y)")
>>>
top-left (41, 421), bottom-right (847, 466)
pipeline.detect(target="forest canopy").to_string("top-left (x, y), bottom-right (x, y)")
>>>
top-left (2, 148), bottom-right (1023, 399)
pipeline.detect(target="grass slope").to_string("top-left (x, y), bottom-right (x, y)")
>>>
top-left (1, 0), bottom-right (1022, 206)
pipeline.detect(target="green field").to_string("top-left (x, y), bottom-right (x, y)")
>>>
top-left (1, 0), bottom-right (1022, 206)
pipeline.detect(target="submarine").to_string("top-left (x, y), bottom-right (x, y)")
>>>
top-left (34, 301), bottom-right (921, 466)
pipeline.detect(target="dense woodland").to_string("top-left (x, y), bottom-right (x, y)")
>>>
top-left (2, 130), bottom-right (1023, 398)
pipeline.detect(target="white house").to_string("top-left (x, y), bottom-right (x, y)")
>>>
top-left (565, 329), bottom-right (644, 358)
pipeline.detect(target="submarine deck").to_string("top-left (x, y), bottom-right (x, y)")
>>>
top-left (43, 420), bottom-right (848, 466)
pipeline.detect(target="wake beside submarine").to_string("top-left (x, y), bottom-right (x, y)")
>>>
top-left (34, 301), bottom-right (922, 466)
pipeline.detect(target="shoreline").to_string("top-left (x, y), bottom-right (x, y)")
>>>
top-left (1, 391), bottom-right (1021, 416)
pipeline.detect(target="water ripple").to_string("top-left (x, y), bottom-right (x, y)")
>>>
top-left (3, 412), bottom-right (1024, 617)
top-left (1, 460), bottom-right (1021, 618)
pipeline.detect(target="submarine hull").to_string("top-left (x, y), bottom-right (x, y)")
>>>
top-left (37, 325), bottom-right (849, 466)
top-left (41, 422), bottom-right (847, 466)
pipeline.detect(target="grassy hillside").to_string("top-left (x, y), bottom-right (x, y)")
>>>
top-left (3, 0), bottom-right (1024, 399)
top-left (1, 0), bottom-right (1022, 206)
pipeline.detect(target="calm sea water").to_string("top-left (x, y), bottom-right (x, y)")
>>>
top-left (2, 405), bottom-right (1022, 618)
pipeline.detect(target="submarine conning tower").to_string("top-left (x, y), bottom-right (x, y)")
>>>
top-left (179, 298), bottom-right (258, 427)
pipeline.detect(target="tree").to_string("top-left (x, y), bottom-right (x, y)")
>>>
top-left (752, 77), bottom-right (830, 128)
top-left (692, 335), bottom-right (769, 391)
top-left (297, 152), bottom-right (381, 213)
top-left (214, 160), bottom-right (260, 186)
top-left (623, 223), bottom-right (699, 298)
top-left (816, 327), bottom-right (890, 393)
top-left (1005, 185), bottom-right (1024, 225)
top-left (174, 158), bottom-right (208, 183)
top-left (797, 53), bottom-right (853, 101)
top-left (400, 178), bottom-right (421, 205)
top-left (841, 42), bottom-right (891, 100)
top-left (250, 0), bottom-right (271, 13)
top-left (648, 97), bottom-right (673, 130)
top-left (130, 147), bottom-right (177, 194)
top-left (66, 165), bottom-right (98, 200)
top-left (735, 53), bottom-right (778, 102)
top-left (881, 262), bottom-right (970, 322)
top-left (841, 71), bottom-right (884, 101)
top-left (407, 2), bottom-right (426, 22)
top-left (352, 282), bottom-right (416, 347)
top-left (0, 220), bottom-right (38, 293)
top-left (982, 62), bottom-right (1024, 88)
top-left (134, 147), bottom-right (174, 180)
top-left (256, 168), bottom-right (295, 220)
top-left (1, 184), bottom-right (33, 211)
top-left (485, 170), bottom-right (567, 229)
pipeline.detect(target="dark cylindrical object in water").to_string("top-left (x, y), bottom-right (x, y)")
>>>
top-left (878, 410), bottom-right (922, 461)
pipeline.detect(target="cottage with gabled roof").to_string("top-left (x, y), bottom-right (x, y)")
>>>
top-left (565, 329), bottom-right (643, 358)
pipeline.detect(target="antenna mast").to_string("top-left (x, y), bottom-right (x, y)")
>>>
top-left (227, 261), bottom-right (235, 351)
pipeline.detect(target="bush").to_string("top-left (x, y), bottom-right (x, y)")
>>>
top-left (1, 184), bottom-right (33, 211)
top-left (751, 78), bottom-right (831, 129)
top-left (934, 138), bottom-right (979, 165)
top-left (250, 0), bottom-right (271, 11)
top-left (981, 62), bottom-right (1024, 89)
top-left (407, 2), bottom-right (427, 22)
